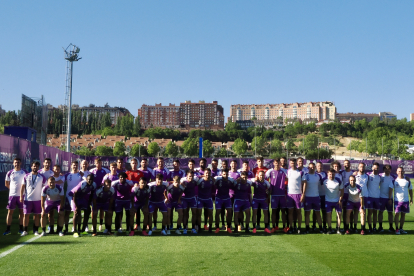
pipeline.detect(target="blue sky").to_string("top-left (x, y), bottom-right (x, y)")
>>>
top-left (1, 1), bottom-right (413, 120)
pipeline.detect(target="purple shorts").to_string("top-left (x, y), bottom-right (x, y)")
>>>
top-left (197, 198), bottom-right (213, 209)
top-left (234, 199), bottom-right (250, 212)
top-left (44, 200), bottom-right (62, 213)
top-left (133, 202), bottom-right (147, 211)
top-left (304, 196), bottom-right (320, 212)
top-left (70, 197), bottom-right (89, 211)
top-left (271, 196), bottom-right (287, 209)
top-left (7, 196), bottom-right (23, 210)
top-left (182, 197), bottom-right (197, 209)
top-left (320, 196), bottom-right (326, 210)
top-left (363, 197), bottom-right (369, 209)
top-left (325, 201), bottom-right (342, 213)
top-left (215, 197), bottom-right (232, 209)
top-left (166, 201), bottom-right (183, 209)
top-left (366, 197), bottom-right (380, 210)
top-left (23, 200), bottom-right (41, 214)
top-left (115, 200), bottom-right (131, 213)
top-left (287, 194), bottom-right (302, 209)
top-left (252, 198), bottom-right (268, 210)
top-left (148, 201), bottom-right (167, 213)
top-left (379, 198), bottom-right (393, 212)
top-left (342, 193), bottom-right (349, 204)
top-left (346, 201), bottom-right (361, 211)
top-left (94, 202), bottom-right (110, 212)
top-left (395, 201), bottom-right (410, 214)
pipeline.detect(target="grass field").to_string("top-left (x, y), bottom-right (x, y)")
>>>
top-left (1, 190), bottom-right (413, 275)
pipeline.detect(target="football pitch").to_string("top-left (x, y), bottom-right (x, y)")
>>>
top-left (0, 190), bottom-right (413, 275)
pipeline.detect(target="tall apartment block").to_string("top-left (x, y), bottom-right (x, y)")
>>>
top-left (229, 101), bottom-right (336, 122)
top-left (138, 101), bottom-right (224, 128)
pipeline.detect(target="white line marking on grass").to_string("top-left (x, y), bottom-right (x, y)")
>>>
top-left (0, 218), bottom-right (73, 259)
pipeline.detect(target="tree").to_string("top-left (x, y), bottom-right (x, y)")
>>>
top-left (181, 138), bottom-right (198, 157)
top-left (270, 139), bottom-right (283, 153)
top-left (95, 145), bottom-right (113, 156)
top-left (113, 141), bottom-right (127, 157)
top-left (251, 136), bottom-right (267, 156)
top-left (130, 143), bottom-right (148, 157)
top-left (147, 142), bottom-right (161, 157)
top-left (232, 138), bottom-right (248, 156)
top-left (75, 146), bottom-right (95, 156)
top-left (202, 140), bottom-right (215, 157)
top-left (165, 141), bottom-right (179, 157)
top-left (216, 147), bottom-right (227, 156)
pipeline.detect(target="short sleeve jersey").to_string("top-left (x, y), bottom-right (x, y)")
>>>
top-left (214, 177), bottom-right (235, 199)
top-left (253, 166), bottom-right (268, 177)
top-left (42, 184), bottom-right (64, 202)
top-left (323, 178), bottom-right (343, 203)
top-left (210, 169), bottom-right (221, 178)
top-left (111, 179), bottom-right (134, 200)
top-left (228, 171), bottom-right (240, 197)
top-left (38, 169), bottom-right (54, 180)
top-left (196, 178), bottom-right (214, 199)
top-left (169, 170), bottom-right (186, 181)
top-left (232, 181), bottom-right (252, 200)
top-left (94, 186), bottom-right (116, 204)
top-left (152, 168), bottom-right (170, 182)
top-left (367, 173), bottom-right (383, 199)
top-left (251, 180), bottom-right (270, 200)
top-left (180, 178), bottom-right (197, 199)
top-left (237, 169), bottom-right (255, 179)
top-left (64, 172), bottom-right (84, 196)
top-left (355, 173), bottom-right (369, 198)
top-left (71, 181), bottom-right (97, 198)
top-left (345, 183), bottom-right (363, 203)
top-left (302, 173), bottom-right (322, 197)
top-left (340, 170), bottom-right (354, 194)
top-left (287, 169), bottom-right (304, 195)
top-left (317, 171), bottom-right (327, 196)
top-left (89, 167), bottom-right (110, 187)
top-left (265, 168), bottom-right (287, 196)
top-left (148, 181), bottom-right (168, 202)
top-left (23, 173), bottom-right (47, 201)
top-left (131, 186), bottom-right (150, 204)
top-left (391, 178), bottom-right (412, 202)
top-left (102, 173), bottom-right (119, 185)
top-left (5, 169), bottom-right (28, 197)
top-left (379, 173), bottom-right (396, 199)
top-left (126, 170), bottom-right (145, 184)
top-left (138, 167), bottom-right (154, 182)
top-left (167, 184), bottom-right (185, 202)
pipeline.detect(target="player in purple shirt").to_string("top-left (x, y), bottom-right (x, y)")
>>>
top-left (251, 171), bottom-right (271, 234)
top-left (151, 157), bottom-right (170, 230)
top-left (40, 177), bottom-right (65, 236)
top-left (166, 176), bottom-right (185, 234)
top-left (236, 160), bottom-right (254, 231)
top-left (180, 170), bottom-right (198, 234)
top-left (92, 179), bottom-right (115, 236)
top-left (4, 157), bottom-right (27, 236)
top-left (170, 159), bottom-right (186, 181)
top-left (102, 162), bottom-right (119, 184)
top-left (71, 174), bottom-right (97, 237)
top-left (148, 174), bottom-right (169, 236)
top-left (138, 158), bottom-right (154, 182)
top-left (214, 170), bottom-right (235, 234)
top-left (90, 158), bottom-right (110, 231)
top-left (111, 172), bottom-right (134, 234)
top-left (265, 158), bottom-right (287, 233)
top-left (233, 171), bottom-right (252, 233)
top-left (196, 168), bottom-right (215, 233)
top-left (116, 157), bottom-right (126, 174)
top-left (130, 178), bottom-right (150, 236)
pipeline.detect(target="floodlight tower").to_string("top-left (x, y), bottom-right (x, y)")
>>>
top-left (63, 44), bottom-right (81, 152)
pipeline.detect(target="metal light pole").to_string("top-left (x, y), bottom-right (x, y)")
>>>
top-left (317, 137), bottom-right (319, 160)
top-left (366, 137), bottom-right (368, 159)
top-left (254, 125), bottom-right (257, 157)
top-left (334, 138), bottom-right (336, 160)
top-left (382, 137), bottom-right (384, 160)
top-left (63, 44), bottom-right (81, 152)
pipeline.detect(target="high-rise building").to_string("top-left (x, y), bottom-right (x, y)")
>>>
top-left (180, 101), bottom-right (224, 128)
top-left (138, 101), bottom-right (225, 129)
top-left (138, 103), bottom-right (180, 128)
top-left (410, 113), bottom-right (414, 121)
top-left (229, 101), bottom-right (336, 123)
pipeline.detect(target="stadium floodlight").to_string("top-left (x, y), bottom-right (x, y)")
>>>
top-left (63, 44), bottom-right (81, 152)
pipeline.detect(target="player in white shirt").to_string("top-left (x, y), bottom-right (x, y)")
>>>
top-left (40, 177), bottom-right (65, 236)
top-left (20, 161), bottom-right (47, 236)
top-left (63, 161), bottom-right (84, 234)
top-left (3, 157), bottom-right (27, 235)
top-left (389, 167), bottom-right (413, 235)
top-left (287, 159), bottom-right (304, 234)
top-left (80, 160), bottom-right (92, 178)
top-left (316, 162), bottom-right (327, 231)
top-left (366, 162), bottom-right (383, 233)
top-left (38, 158), bottom-right (54, 179)
top-left (379, 165), bottom-right (395, 232)
top-left (301, 163), bottom-right (323, 233)
top-left (344, 175), bottom-right (365, 235)
top-left (340, 160), bottom-right (354, 230)
top-left (354, 162), bottom-right (369, 225)
top-left (323, 169), bottom-right (344, 235)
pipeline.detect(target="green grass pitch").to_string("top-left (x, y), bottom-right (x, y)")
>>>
top-left (0, 190), bottom-right (413, 275)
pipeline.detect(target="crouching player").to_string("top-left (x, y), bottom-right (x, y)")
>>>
top-left (390, 167), bottom-right (413, 235)
top-left (130, 179), bottom-right (150, 236)
top-left (71, 174), bottom-right (97, 237)
top-left (92, 179), bottom-right (115, 236)
top-left (148, 174), bottom-right (169, 236)
top-left (166, 176), bottom-right (185, 234)
top-left (344, 175), bottom-right (365, 235)
top-left (41, 177), bottom-right (65, 236)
